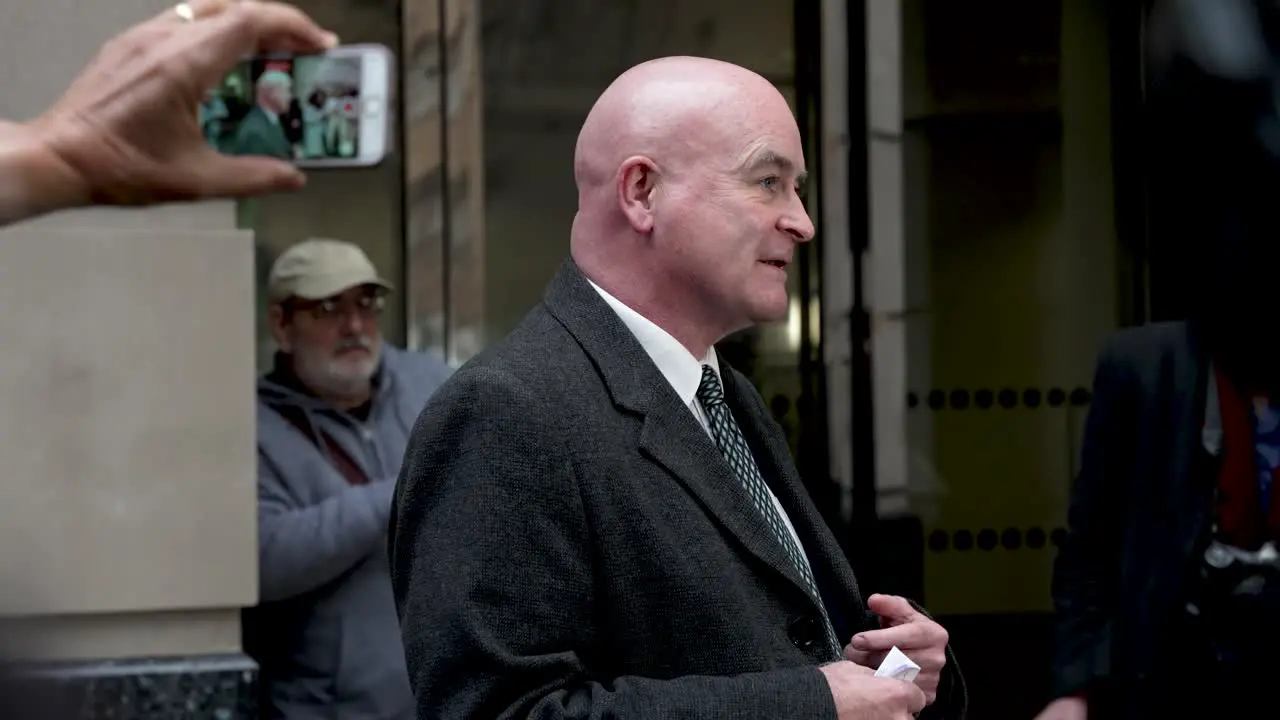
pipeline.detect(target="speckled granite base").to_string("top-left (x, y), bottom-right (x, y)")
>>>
top-left (10, 653), bottom-right (256, 719)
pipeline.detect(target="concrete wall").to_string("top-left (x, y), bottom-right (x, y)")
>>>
top-left (0, 0), bottom-right (257, 661)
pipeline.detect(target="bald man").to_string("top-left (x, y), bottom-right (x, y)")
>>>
top-left (389, 57), bottom-right (967, 719)
top-left (227, 69), bottom-right (294, 160)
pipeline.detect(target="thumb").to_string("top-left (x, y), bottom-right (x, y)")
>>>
top-left (903, 679), bottom-right (928, 713)
top-left (843, 645), bottom-right (881, 668)
top-left (187, 151), bottom-right (306, 199)
top-left (867, 593), bottom-right (919, 622)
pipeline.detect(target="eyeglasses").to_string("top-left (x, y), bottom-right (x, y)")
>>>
top-left (290, 293), bottom-right (386, 322)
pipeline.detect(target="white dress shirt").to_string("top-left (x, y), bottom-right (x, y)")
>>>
top-left (588, 279), bottom-right (807, 553)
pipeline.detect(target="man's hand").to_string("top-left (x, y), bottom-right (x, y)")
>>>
top-left (28, 0), bottom-right (336, 212)
top-left (820, 660), bottom-right (926, 719)
top-left (844, 594), bottom-right (949, 704)
top-left (1034, 696), bottom-right (1087, 720)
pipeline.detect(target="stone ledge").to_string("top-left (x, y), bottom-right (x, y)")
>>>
top-left (0, 653), bottom-right (256, 719)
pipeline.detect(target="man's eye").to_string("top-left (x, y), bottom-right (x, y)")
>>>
top-left (760, 176), bottom-right (780, 190)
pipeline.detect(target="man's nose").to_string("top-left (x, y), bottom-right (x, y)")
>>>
top-left (779, 201), bottom-right (815, 242)
top-left (341, 309), bottom-right (365, 333)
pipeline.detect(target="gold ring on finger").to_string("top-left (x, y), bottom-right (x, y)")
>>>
top-left (173, 0), bottom-right (233, 22)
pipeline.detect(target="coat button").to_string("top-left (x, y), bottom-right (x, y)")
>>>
top-left (788, 615), bottom-right (820, 650)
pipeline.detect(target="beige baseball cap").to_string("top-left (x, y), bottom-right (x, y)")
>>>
top-left (267, 238), bottom-right (394, 302)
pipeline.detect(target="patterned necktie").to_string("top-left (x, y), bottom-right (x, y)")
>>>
top-left (696, 364), bottom-right (841, 659)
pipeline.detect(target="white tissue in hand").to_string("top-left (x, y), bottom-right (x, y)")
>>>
top-left (873, 646), bottom-right (921, 683)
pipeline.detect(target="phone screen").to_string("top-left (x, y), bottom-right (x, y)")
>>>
top-left (202, 51), bottom-right (375, 164)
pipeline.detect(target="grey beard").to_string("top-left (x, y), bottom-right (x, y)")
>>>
top-left (296, 345), bottom-right (379, 400)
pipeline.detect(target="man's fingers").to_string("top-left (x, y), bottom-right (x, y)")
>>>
top-left (900, 679), bottom-right (927, 713)
top-left (225, 1), bottom-right (338, 55)
top-left (169, 1), bottom-right (335, 90)
top-left (842, 646), bottom-right (884, 668)
top-left (850, 622), bottom-right (935, 652)
top-left (142, 2), bottom-right (337, 111)
top-left (148, 0), bottom-right (236, 25)
top-left (186, 152), bottom-right (306, 198)
top-left (151, 0), bottom-right (336, 56)
top-left (867, 593), bottom-right (921, 623)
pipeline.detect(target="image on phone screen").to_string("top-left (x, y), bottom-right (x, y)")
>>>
top-left (200, 45), bottom-right (391, 167)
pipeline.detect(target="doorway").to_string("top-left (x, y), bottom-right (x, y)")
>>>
top-left (848, 0), bottom-right (1149, 716)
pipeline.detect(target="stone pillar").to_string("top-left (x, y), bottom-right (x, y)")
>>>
top-left (0, 1), bottom-right (258, 716)
top-left (864, 0), bottom-right (931, 521)
top-left (819, 0), bottom-right (856, 524)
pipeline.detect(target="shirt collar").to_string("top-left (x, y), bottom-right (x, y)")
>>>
top-left (587, 279), bottom-right (719, 407)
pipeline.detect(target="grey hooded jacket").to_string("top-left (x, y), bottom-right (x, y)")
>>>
top-left (247, 344), bottom-right (451, 719)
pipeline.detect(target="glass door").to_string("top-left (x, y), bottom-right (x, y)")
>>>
top-left (852, 0), bottom-right (1146, 716)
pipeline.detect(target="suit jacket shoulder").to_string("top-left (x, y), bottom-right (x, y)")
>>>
top-left (1098, 321), bottom-right (1200, 390)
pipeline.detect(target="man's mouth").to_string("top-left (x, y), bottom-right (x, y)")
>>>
top-left (760, 259), bottom-right (788, 269)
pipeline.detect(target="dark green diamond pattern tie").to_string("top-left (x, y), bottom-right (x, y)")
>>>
top-left (696, 364), bottom-right (841, 659)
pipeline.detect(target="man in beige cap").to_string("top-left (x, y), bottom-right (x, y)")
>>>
top-left (245, 238), bottom-right (451, 720)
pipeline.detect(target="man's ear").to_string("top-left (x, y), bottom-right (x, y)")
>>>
top-left (267, 303), bottom-right (293, 354)
top-left (617, 156), bottom-right (659, 233)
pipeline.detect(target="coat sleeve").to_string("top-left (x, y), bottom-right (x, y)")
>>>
top-left (388, 366), bottom-right (839, 720)
top-left (257, 454), bottom-right (395, 602)
top-left (1049, 334), bottom-right (1137, 697)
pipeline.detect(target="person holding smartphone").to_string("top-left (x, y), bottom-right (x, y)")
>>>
top-left (0, 0), bottom-right (337, 228)
top-left (0, 5), bottom-right (340, 718)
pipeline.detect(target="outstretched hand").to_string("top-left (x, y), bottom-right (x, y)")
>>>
top-left (28, 0), bottom-right (336, 211)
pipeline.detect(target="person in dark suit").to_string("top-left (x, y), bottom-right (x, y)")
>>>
top-left (1040, 204), bottom-right (1280, 718)
top-left (225, 69), bottom-right (294, 160)
top-left (389, 56), bottom-right (966, 720)
top-left (1038, 2), bottom-right (1280, 717)
top-left (1039, 320), bottom-right (1280, 718)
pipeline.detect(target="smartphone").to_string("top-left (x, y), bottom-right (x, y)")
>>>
top-left (201, 43), bottom-right (394, 168)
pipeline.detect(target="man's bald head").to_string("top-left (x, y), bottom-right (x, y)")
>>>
top-left (569, 56), bottom-right (813, 358)
top-left (257, 70), bottom-right (293, 91)
top-left (572, 57), bottom-right (795, 198)
top-left (255, 70), bottom-right (294, 113)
